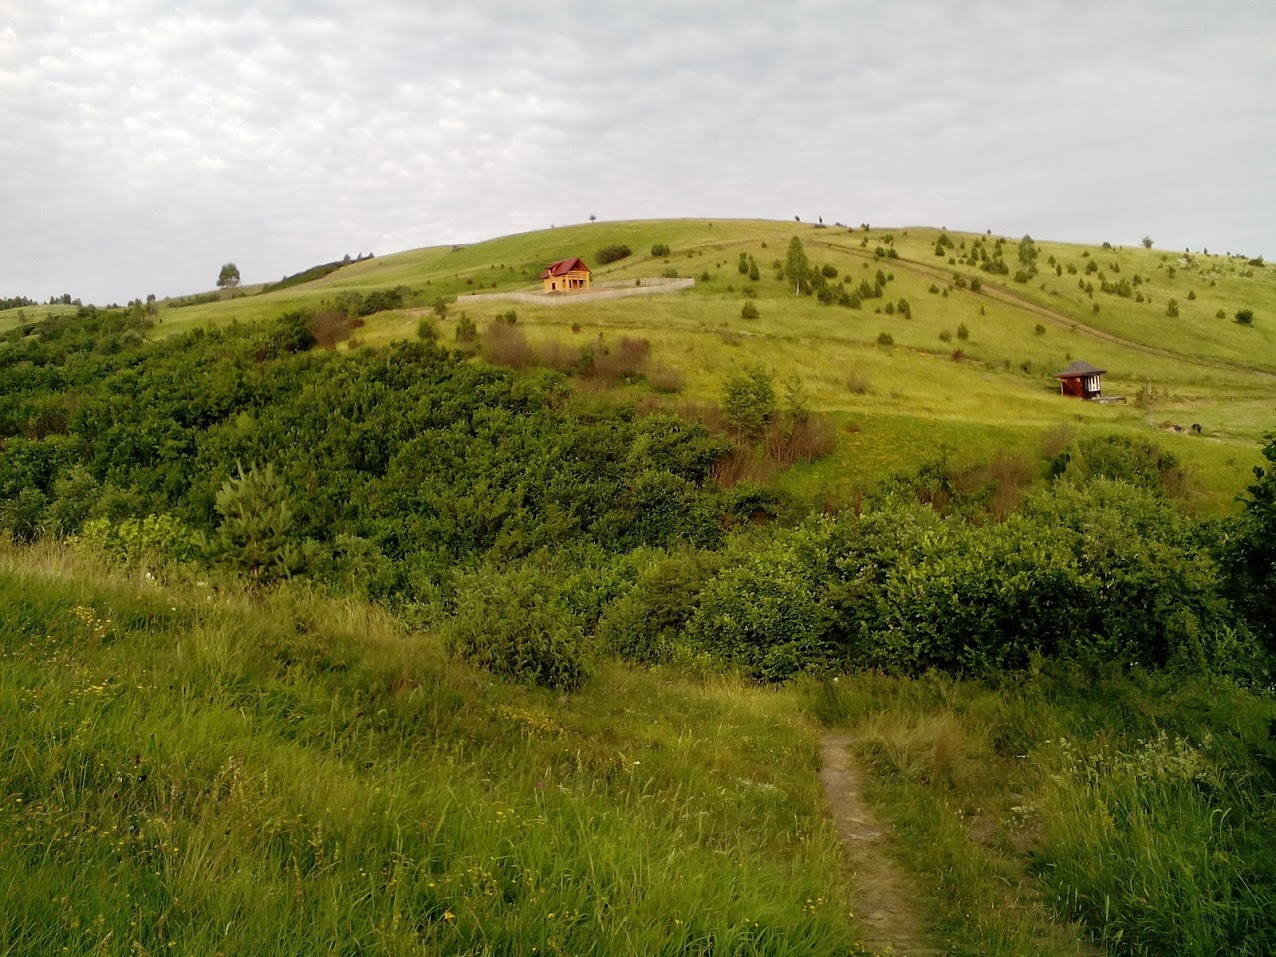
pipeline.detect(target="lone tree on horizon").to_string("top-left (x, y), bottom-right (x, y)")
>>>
top-left (217, 262), bottom-right (241, 291)
top-left (1142, 236), bottom-right (1154, 249)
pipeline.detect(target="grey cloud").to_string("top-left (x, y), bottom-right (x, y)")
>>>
top-left (1, 0), bottom-right (1273, 302)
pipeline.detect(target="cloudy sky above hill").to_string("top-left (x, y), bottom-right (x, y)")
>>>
top-left (2, 0), bottom-right (1274, 304)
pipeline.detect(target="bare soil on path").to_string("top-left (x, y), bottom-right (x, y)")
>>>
top-left (819, 733), bottom-right (940, 956)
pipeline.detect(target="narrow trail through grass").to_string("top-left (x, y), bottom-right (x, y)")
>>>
top-left (819, 733), bottom-right (938, 957)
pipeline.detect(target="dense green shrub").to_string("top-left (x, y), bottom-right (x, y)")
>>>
top-left (595, 244), bottom-right (632, 265)
top-left (0, 314), bottom-right (731, 603)
top-left (1235, 308), bottom-right (1254, 325)
top-left (1050, 434), bottom-right (1183, 494)
top-left (444, 565), bottom-right (590, 690)
top-left (740, 301), bottom-right (759, 320)
top-left (650, 243), bottom-right (670, 257)
top-left (685, 535), bottom-right (832, 681)
top-left (78, 513), bottom-right (206, 568)
top-left (1223, 433), bottom-right (1276, 654)
top-left (597, 550), bottom-right (724, 663)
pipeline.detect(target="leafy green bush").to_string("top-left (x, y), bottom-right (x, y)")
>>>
top-left (650, 243), bottom-right (670, 257)
top-left (1235, 308), bottom-right (1254, 325)
top-left (740, 301), bottom-right (759, 320)
top-left (1049, 434), bottom-right (1183, 495)
top-left (1167, 298), bottom-right (1180, 318)
top-left (597, 550), bottom-right (723, 663)
top-left (595, 244), bottom-right (632, 265)
top-left (1223, 433), bottom-right (1276, 654)
top-left (444, 565), bottom-right (590, 690)
top-left (78, 513), bottom-right (206, 567)
top-left (685, 535), bottom-right (832, 681)
top-left (876, 332), bottom-right (894, 346)
top-left (0, 487), bottom-right (47, 542)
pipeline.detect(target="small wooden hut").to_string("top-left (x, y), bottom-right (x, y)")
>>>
top-left (1054, 360), bottom-right (1106, 400)
top-left (539, 257), bottom-right (591, 293)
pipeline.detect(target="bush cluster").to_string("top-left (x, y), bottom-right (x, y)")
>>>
top-left (595, 244), bottom-right (632, 265)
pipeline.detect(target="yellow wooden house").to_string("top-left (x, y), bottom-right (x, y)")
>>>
top-left (539, 257), bottom-right (591, 293)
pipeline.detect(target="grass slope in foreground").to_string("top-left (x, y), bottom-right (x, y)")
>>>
top-left (4, 549), bottom-right (1274, 956)
top-left (0, 549), bottom-right (862, 957)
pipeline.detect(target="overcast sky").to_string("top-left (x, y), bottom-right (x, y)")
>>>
top-left (2, 0), bottom-right (1273, 305)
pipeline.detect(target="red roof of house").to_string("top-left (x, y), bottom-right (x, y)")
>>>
top-left (539, 257), bottom-right (591, 279)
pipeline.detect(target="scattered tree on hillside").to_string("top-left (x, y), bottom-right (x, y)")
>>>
top-left (784, 237), bottom-right (810, 295)
top-left (1142, 236), bottom-right (1154, 249)
top-left (217, 262), bottom-right (241, 291)
top-left (721, 364), bottom-right (776, 438)
top-left (214, 462), bottom-right (300, 581)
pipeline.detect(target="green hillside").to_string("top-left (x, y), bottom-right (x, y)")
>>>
top-left (2, 219), bottom-right (1275, 956)
top-left (117, 219), bottom-right (1276, 514)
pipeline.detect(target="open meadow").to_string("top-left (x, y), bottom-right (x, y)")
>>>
top-left (2, 219), bottom-right (1274, 956)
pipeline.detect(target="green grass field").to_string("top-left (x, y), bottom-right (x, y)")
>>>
top-left (4, 545), bottom-right (1272, 956)
top-left (0, 546), bottom-right (864, 956)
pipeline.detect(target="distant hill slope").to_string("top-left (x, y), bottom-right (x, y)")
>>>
top-left (18, 219), bottom-right (1274, 512)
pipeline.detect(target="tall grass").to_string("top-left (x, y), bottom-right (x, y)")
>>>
top-left (1035, 732), bottom-right (1276, 956)
top-left (802, 668), bottom-right (1276, 957)
top-left (0, 549), bottom-right (864, 956)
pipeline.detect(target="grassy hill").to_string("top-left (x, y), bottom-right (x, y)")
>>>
top-left (103, 218), bottom-right (1274, 514)
top-left (2, 219), bottom-right (1275, 956)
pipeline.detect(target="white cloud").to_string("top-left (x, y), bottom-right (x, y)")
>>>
top-left (0, 0), bottom-right (1273, 302)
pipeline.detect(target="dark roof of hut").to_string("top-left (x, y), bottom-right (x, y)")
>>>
top-left (1053, 360), bottom-right (1107, 379)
